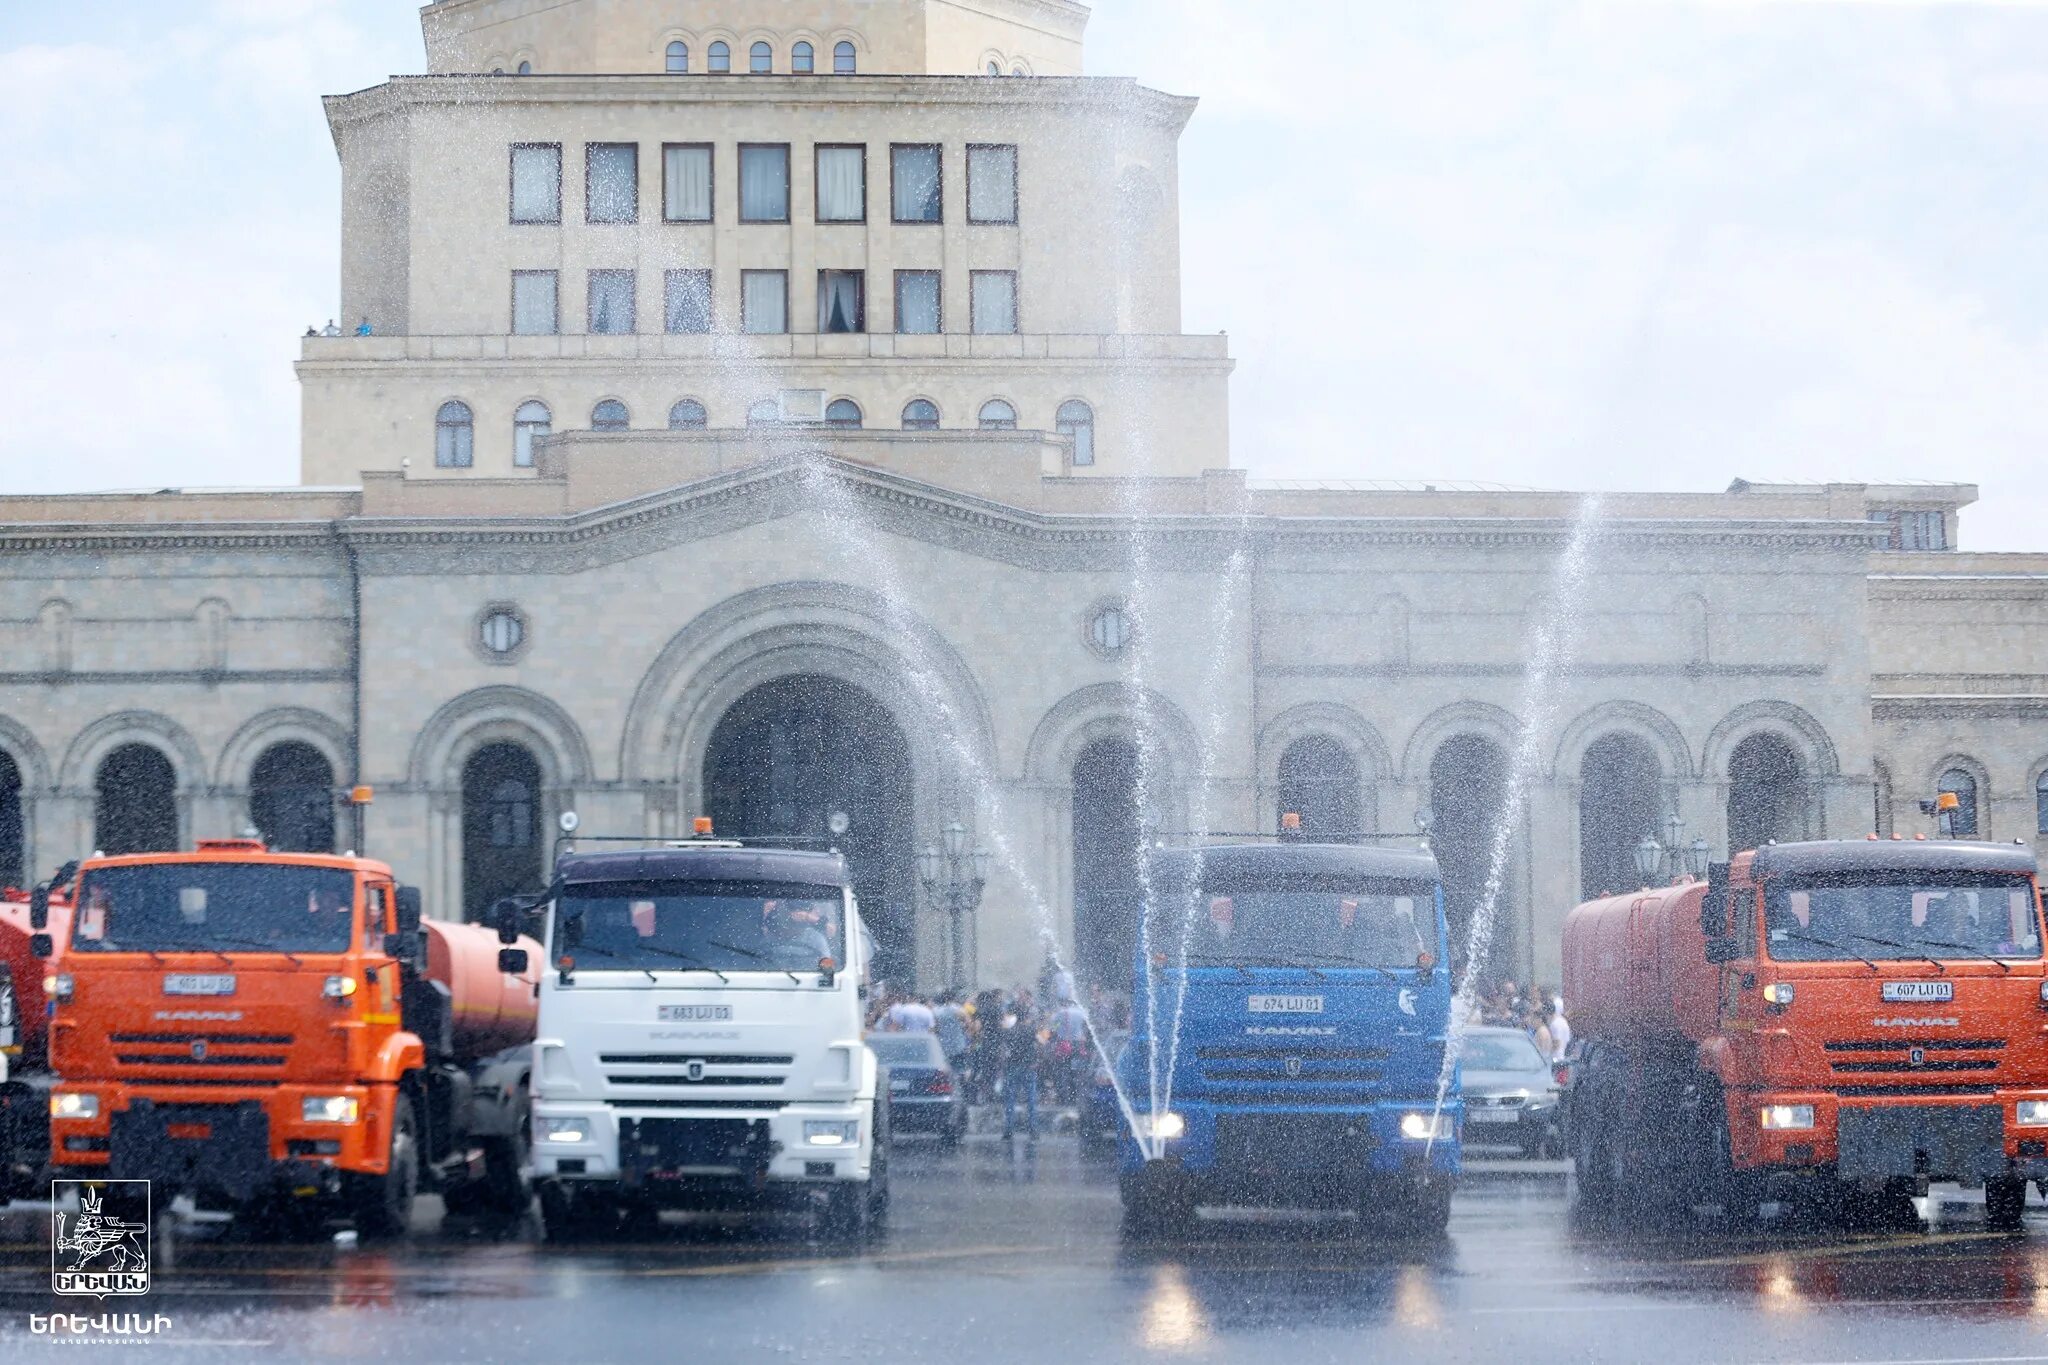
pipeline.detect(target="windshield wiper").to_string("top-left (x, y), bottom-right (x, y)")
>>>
top-left (1909, 938), bottom-right (2015, 973)
top-left (637, 944), bottom-right (733, 985)
top-left (1228, 954), bottom-right (1330, 983)
top-left (1182, 955), bottom-right (1255, 982)
top-left (148, 941), bottom-right (234, 969)
top-left (705, 940), bottom-right (800, 985)
top-left (205, 936), bottom-right (307, 969)
top-left (1289, 949), bottom-right (1415, 985)
top-left (561, 942), bottom-right (657, 983)
top-left (1778, 931), bottom-right (1879, 971)
top-left (1847, 933), bottom-right (1946, 974)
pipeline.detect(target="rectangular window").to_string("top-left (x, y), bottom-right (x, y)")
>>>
top-left (970, 270), bottom-right (1018, 334)
top-left (739, 143), bottom-right (791, 223)
top-left (663, 143), bottom-right (713, 222)
top-left (891, 144), bottom-right (942, 223)
top-left (741, 269), bottom-right (788, 334)
top-left (510, 143), bottom-right (562, 224)
top-left (588, 269), bottom-right (637, 334)
top-left (818, 270), bottom-right (865, 333)
top-left (815, 144), bottom-right (866, 223)
top-left (894, 270), bottom-right (941, 334)
top-left (1867, 510), bottom-right (1951, 552)
top-left (967, 143), bottom-right (1018, 224)
top-left (586, 143), bottom-right (639, 224)
top-left (665, 269), bottom-right (713, 333)
top-left (511, 270), bottom-right (559, 335)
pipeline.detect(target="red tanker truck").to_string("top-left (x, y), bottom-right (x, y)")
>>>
top-left (1564, 839), bottom-right (2048, 1231)
top-left (34, 841), bottom-right (541, 1234)
top-left (0, 890), bottom-right (71, 1200)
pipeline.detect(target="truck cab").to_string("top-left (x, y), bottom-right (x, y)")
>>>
top-left (1117, 843), bottom-right (1459, 1235)
top-left (523, 840), bottom-right (888, 1241)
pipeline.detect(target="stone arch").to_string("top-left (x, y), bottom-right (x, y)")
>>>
top-left (0, 714), bottom-right (54, 793)
top-left (215, 707), bottom-right (352, 790)
top-left (406, 686), bottom-right (593, 792)
top-left (1257, 702), bottom-right (1391, 832)
top-left (1023, 682), bottom-right (1203, 794)
top-left (1399, 700), bottom-right (1521, 784)
top-left (1930, 754), bottom-right (1991, 840)
top-left (1702, 700), bottom-right (1840, 781)
top-left (1552, 699), bottom-right (1694, 782)
top-left (621, 582), bottom-right (993, 818)
top-left (58, 711), bottom-right (209, 795)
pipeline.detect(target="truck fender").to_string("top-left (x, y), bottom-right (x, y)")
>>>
top-left (1695, 1037), bottom-right (1739, 1094)
top-left (369, 1031), bottom-right (427, 1086)
top-left (463, 1048), bottom-right (531, 1140)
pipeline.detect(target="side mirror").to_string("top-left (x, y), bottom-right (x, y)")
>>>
top-left (1705, 936), bottom-right (1740, 965)
top-left (394, 886), bottom-right (423, 934)
top-left (498, 948), bottom-right (529, 975)
top-left (29, 934), bottom-right (53, 960)
top-left (493, 898), bottom-right (521, 946)
top-left (383, 930), bottom-right (424, 969)
top-left (29, 886), bottom-right (49, 932)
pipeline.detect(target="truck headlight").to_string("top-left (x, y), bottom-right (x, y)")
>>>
top-left (302, 1096), bottom-right (360, 1124)
top-left (321, 975), bottom-right (358, 1000)
top-left (44, 973), bottom-right (74, 1004)
top-left (538, 1118), bottom-right (589, 1144)
top-left (1133, 1112), bottom-right (1186, 1141)
top-left (49, 1092), bottom-right (98, 1120)
top-left (1762, 983), bottom-right (1796, 1008)
top-left (1400, 1112), bottom-right (1454, 1141)
top-left (804, 1121), bottom-right (860, 1147)
top-left (1760, 1105), bottom-right (1815, 1131)
top-left (2018, 1102), bottom-right (2048, 1128)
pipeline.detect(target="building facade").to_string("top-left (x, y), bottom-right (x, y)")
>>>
top-left (4, 0), bottom-right (2047, 991)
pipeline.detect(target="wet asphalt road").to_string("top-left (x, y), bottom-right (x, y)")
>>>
top-left (4, 1141), bottom-right (2048, 1363)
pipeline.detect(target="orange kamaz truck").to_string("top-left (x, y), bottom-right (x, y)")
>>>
top-left (33, 840), bottom-right (542, 1234)
top-left (0, 887), bottom-right (70, 1199)
top-left (1564, 839), bottom-right (2048, 1231)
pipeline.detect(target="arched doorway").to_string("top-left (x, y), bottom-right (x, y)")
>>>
top-left (703, 676), bottom-right (916, 985)
top-left (1429, 734), bottom-right (1508, 964)
top-left (1579, 734), bottom-right (1663, 899)
top-left (249, 742), bottom-right (336, 854)
top-left (462, 743), bottom-right (543, 923)
top-left (1277, 735), bottom-right (1362, 839)
top-left (1072, 737), bottom-right (1141, 988)
top-left (1728, 733), bottom-right (1808, 852)
top-left (0, 751), bottom-right (21, 889)
top-left (96, 744), bottom-right (179, 855)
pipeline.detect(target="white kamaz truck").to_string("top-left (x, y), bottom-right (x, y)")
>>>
top-left (504, 830), bottom-right (889, 1241)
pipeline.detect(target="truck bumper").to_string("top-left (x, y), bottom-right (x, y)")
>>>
top-left (50, 1083), bottom-right (389, 1202)
top-left (1733, 1090), bottom-right (2048, 1184)
top-left (1118, 1101), bottom-right (1462, 1206)
top-left (532, 1098), bottom-right (874, 1194)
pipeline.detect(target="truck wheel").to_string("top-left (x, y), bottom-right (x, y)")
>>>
top-left (350, 1096), bottom-right (419, 1239)
top-left (1394, 1179), bottom-right (1454, 1236)
top-left (818, 1182), bottom-right (871, 1244)
top-left (481, 1109), bottom-right (532, 1219)
top-left (539, 1182), bottom-right (613, 1243)
top-left (1986, 1177), bottom-right (2028, 1233)
top-left (866, 1098), bottom-right (892, 1232)
top-left (1120, 1167), bottom-right (1195, 1240)
top-left (1840, 1180), bottom-right (1919, 1233)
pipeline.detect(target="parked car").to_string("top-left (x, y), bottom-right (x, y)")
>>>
top-left (1079, 1030), bottom-right (1128, 1152)
top-left (1460, 1026), bottom-right (1562, 1158)
top-left (869, 1034), bottom-right (968, 1147)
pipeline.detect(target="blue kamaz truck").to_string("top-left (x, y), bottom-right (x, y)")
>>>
top-left (1117, 842), bottom-right (1460, 1235)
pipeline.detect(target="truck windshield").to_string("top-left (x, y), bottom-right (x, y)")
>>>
top-left (557, 879), bottom-right (847, 976)
top-left (70, 863), bottom-right (356, 955)
top-left (1180, 883), bottom-right (1435, 970)
top-left (1765, 877), bottom-right (2043, 963)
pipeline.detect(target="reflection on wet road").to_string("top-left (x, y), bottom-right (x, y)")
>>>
top-left (5, 1143), bottom-right (2048, 1362)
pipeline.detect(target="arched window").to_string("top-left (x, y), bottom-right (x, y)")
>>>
top-left (825, 398), bottom-right (863, 429)
top-left (1056, 399), bottom-right (1095, 467)
top-left (902, 399), bottom-right (940, 431)
top-left (834, 41), bottom-right (857, 74)
top-left (750, 41), bottom-right (772, 74)
top-left (747, 398), bottom-right (783, 426)
top-left (1012, 65), bottom-right (1027, 77)
top-left (462, 743), bottom-right (543, 922)
top-left (435, 400), bottom-right (474, 468)
top-left (0, 749), bottom-right (22, 890)
top-left (1940, 768), bottom-right (1981, 838)
top-left (987, 61), bottom-right (1001, 77)
top-left (666, 41), bottom-right (689, 73)
top-left (708, 40), bottom-right (731, 73)
top-left (513, 400), bottom-right (551, 468)
top-left (2036, 770), bottom-right (2048, 835)
top-left (1578, 733), bottom-right (1663, 898)
top-left (792, 41), bottom-right (815, 73)
top-left (249, 742), bottom-right (336, 854)
top-left (591, 398), bottom-right (630, 432)
top-left (978, 399), bottom-right (1017, 431)
top-left (1728, 734), bottom-right (1808, 851)
top-left (516, 60), bottom-right (532, 75)
top-left (669, 398), bottom-right (708, 430)
top-left (1277, 736), bottom-right (1363, 840)
top-left (96, 744), bottom-right (179, 855)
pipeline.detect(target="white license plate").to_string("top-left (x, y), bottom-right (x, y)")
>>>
top-left (657, 1004), bottom-right (733, 1022)
top-left (1468, 1108), bottom-right (1519, 1124)
top-left (1882, 981), bottom-right (1954, 1003)
top-left (889, 1078), bottom-right (911, 1093)
top-left (1248, 994), bottom-right (1324, 1015)
top-left (163, 974), bottom-right (236, 997)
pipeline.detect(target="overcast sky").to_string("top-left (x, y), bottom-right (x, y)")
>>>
top-left (4, 1), bottom-right (2046, 548)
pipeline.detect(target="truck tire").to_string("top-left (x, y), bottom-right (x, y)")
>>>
top-left (1840, 1179), bottom-right (1920, 1233)
top-left (481, 1101), bottom-right (532, 1219)
top-left (539, 1181), bottom-right (614, 1243)
top-left (818, 1181), bottom-right (871, 1244)
top-left (1120, 1167), bottom-right (1195, 1239)
top-left (350, 1096), bottom-right (419, 1239)
top-left (1395, 1179), bottom-right (1454, 1237)
top-left (866, 1097), bottom-right (892, 1232)
top-left (1986, 1177), bottom-right (2028, 1233)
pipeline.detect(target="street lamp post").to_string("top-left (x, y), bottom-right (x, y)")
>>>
top-left (918, 820), bottom-right (991, 993)
top-left (1633, 816), bottom-right (1714, 888)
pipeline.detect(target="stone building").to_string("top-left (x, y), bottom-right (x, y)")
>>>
top-left (2, 0), bottom-right (2045, 990)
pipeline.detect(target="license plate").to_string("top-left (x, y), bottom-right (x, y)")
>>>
top-left (658, 1004), bottom-right (733, 1022)
top-left (1469, 1108), bottom-right (1519, 1124)
top-left (1882, 981), bottom-right (1954, 1003)
top-left (889, 1079), bottom-right (911, 1093)
top-left (164, 974), bottom-right (236, 997)
top-left (1248, 995), bottom-right (1324, 1015)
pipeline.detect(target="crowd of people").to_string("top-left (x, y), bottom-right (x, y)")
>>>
top-left (1472, 979), bottom-right (1572, 1063)
top-left (867, 974), bottom-right (1132, 1139)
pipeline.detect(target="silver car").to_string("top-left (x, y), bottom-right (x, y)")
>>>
top-left (1460, 1026), bottom-right (1562, 1158)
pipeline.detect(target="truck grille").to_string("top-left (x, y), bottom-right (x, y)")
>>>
top-left (1216, 1112), bottom-right (1376, 1172)
top-left (1196, 1046), bottom-right (1388, 1092)
top-left (599, 1053), bottom-right (794, 1090)
top-left (1827, 1039), bottom-right (2006, 1077)
top-left (109, 1032), bottom-right (295, 1071)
